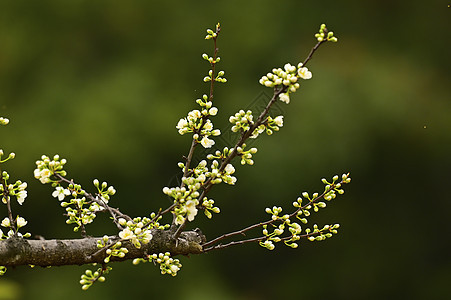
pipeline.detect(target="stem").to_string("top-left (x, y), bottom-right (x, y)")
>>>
top-left (302, 40), bottom-right (324, 67)
top-left (55, 174), bottom-right (131, 230)
top-left (0, 165), bottom-right (17, 234)
top-left (203, 229), bottom-right (332, 252)
top-left (178, 29), bottom-right (327, 239)
top-left (173, 24), bottom-right (221, 236)
top-left (202, 177), bottom-right (347, 251)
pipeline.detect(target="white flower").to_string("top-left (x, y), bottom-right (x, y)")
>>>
top-left (176, 118), bottom-right (189, 134)
top-left (119, 228), bottom-right (135, 240)
top-left (224, 164), bottom-right (235, 175)
top-left (200, 136), bottom-right (215, 148)
top-left (279, 93), bottom-right (290, 104)
top-left (16, 190), bottom-right (27, 205)
top-left (170, 265), bottom-right (180, 273)
top-left (0, 117), bottom-right (9, 125)
top-left (284, 63), bottom-right (296, 73)
top-left (141, 230), bottom-right (153, 244)
top-left (203, 120), bottom-right (213, 131)
top-left (185, 200), bottom-right (198, 222)
top-left (209, 107), bottom-right (218, 116)
top-left (175, 215), bottom-right (185, 225)
top-left (290, 223), bottom-right (302, 235)
top-left (34, 168), bottom-right (52, 184)
top-left (16, 216), bottom-right (27, 228)
top-left (187, 110), bottom-right (201, 121)
top-left (1, 217), bottom-right (10, 228)
top-left (52, 186), bottom-right (71, 201)
top-left (298, 67), bottom-right (312, 80)
top-left (273, 116), bottom-right (284, 127)
top-left (18, 182), bottom-right (27, 191)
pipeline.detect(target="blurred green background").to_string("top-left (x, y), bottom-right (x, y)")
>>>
top-left (1, 0), bottom-right (450, 299)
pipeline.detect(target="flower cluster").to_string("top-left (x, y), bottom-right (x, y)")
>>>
top-left (201, 198), bottom-right (220, 219)
top-left (164, 158), bottom-right (236, 224)
top-left (97, 236), bottom-right (129, 263)
top-left (205, 23), bottom-right (220, 40)
top-left (202, 68), bottom-right (227, 83)
top-left (0, 147), bottom-right (31, 240)
top-left (259, 63), bottom-right (312, 104)
top-left (117, 217), bottom-right (153, 249)
top-left (80, 266), bottom-right (112, 290)
top-left (93, 179), bottom-right (117, 204)
top-left (228, 110), bottom-right (284, 140)
top-left (62, 194), bottom-right (98, 232)
top-left (176, 109), bottom-right (221, 148)
top-left (235, 144), bottom-right (258, 165)
top-left (163, 181), bottom-right (202, 225)
top-left (229, 109), bottom-right (254, 133)
top-left (34, 155), bottom-right (67, 184)
top-left (0, 215), bottom-right (31, 239)
top-left (0, 176), bottom-right (27, 206)
top-left (133, 252), bottom-right (182, 277)
top-left (315, 23), bottom-right (338, 42)
top-left (259, 174), bottom-right (350, 251)
top-left (264, 115), bottom-right (284, 135)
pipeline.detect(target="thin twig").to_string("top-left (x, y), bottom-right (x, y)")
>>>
top-left (0, 165), bottom-right (17, 233)
top-left (55, 174), bottom-right (131, 230)
top-left (202, 177), bottom-right (347, 252)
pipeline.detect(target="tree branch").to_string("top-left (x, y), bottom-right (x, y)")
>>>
top-left (0, 229), bottom-right (205, 267)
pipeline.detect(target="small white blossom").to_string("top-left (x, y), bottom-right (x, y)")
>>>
top-left (18, 182), bottom-right (27, 190)
top-left (188, 110), bottom-right (201, 121)
top-left (279, 93), bottom-right (290, 104)
top-left (209, 107), bottom-right (218, 116)
top-left (284, 63), bottom-right (296, 73)
top-left (273, 116), bottom-right (284, 127)
top-left (176, 118), bottom-right (189, 135)
top-left (170, 265), bottom-right (180, 273)
top-left (298, 66), bottom-right (312, 80)
top-left (34, 168), bottom-right (52, 184)
top-left (119, 228), bottom-right (135, 240)
top-left (290, 223), bottom-right (302, 235)
top-left (224, 164), bottom-right (235, 175)
top-left (1, 217), bottom-right (10, 227)
top-left (141, 230), bottom-right (153, 244)
top-left (0, 117), bottom-right (9, 125)
top-left (16, 216), bottom-right (27, 228)
top-left (185, 200), bottom-right (198, 222)
top-left (200, 136), bottom-right (215, 148)
top-left (16, 190), bottom-right (27, 205)
top-left (52, 186), bottom-right (71, 201)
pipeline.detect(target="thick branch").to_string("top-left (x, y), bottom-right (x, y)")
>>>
top-left (0, 229), bottom-right (205, 267)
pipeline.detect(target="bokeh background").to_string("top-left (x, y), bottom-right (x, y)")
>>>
top-left (1, 1), bottom-right (450, 299)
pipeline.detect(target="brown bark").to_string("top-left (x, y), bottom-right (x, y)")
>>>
top-left (0, 229), bottom-right (205, 267)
